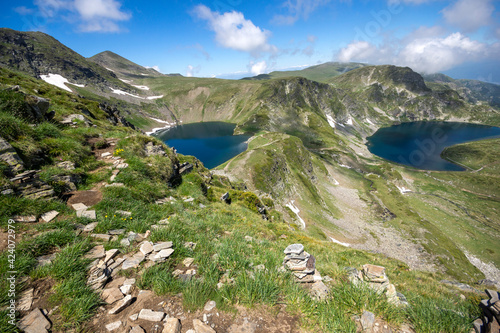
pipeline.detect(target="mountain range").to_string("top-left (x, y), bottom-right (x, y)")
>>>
top-left (1, 27), bottom-right (499, 332)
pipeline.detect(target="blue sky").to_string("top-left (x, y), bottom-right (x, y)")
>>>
top-left (1, 0), bottom-right (500, 81)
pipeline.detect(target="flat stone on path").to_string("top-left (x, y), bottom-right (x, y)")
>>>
top-left (108, 295), bottom-right (133, 315)
top-left (152, 249), bottom-right (174, 261)
top-left (122, 252), bottom-right (145, 270)
top-left (130, 326), bottom-right (146, 333)
top-left (153, 241), bottom-right (173, 252)
top-left (140, 242), bottom-right (154, 255)
top-left (71, 203), bottom-right (88, 211)
top-left (105, 320), bottom-right (122, 331)
top-left (85, 245), bottom-right (106, 260)
top-left (40, 210), bottom-right (59, 223)
top-left (18, 308), bottom-right (51, 333)
top-left (13, 215), bottom-right (37, 223)
top-left (162, 318), bottom-right (181, 333)
top-left (18, 288), bottom-right (34, 311)
top-left (193, 319), bottom-right (216, 333)
top-left (80, 210), bottom-right (96, 220)
top-left (138, 309), bottom-right (165, 322)
top-left (284, 244), bottom-right (304, 255)
top-left (91, 234), bottom-right (112, 242)
top-left (83, 222), bottom-right (98, 233)
top-left (102, 287), bottom-right (124, 304)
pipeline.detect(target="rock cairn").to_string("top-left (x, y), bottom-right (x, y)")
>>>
top-left (473, 289), bottom-right (500, 333)
top-left (283, 244), bottom-right (329, 300)
top-left (347, 264), bottom-right (408, 307)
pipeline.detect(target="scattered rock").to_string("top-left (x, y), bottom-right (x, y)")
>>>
top-left (104, 249), bottom-right (120, 264)
top-left (40, 210), bottom-right (59, 223)
top-left (473, 289), bottom-right (500, 333)
top-left (36, 254), bottom-right (56, 268)
top-left (87, 263), bottom-right (111, 290)
top-left (184, 242), bottom-right (197, 250)
top-left (284, 244), bottom-right (304, 256)
top-left (130, 326), bottom-right (146, 333)
top-left (109, 295), bottom-right (133, 315)
top-left (83, 222), bottom-right (98, 233)
top-left (151, 249), bottom-right (174, 262)
top-left (193, 319), bottom-right (216, 333)
top-left (122, 252), bottom-right (145, 270)
top-left (153, 241), bottom-right (173, 252)
top-left (183, 258), bottom-right (195, 267)
top-left (85, 245), bottom-right (106, 260)
top-left (140, 242), bottom-right (154, 255)
top-left (17, 308), bottom-right (51, 333)
top-left (13, 215), bottom-right (37, 223)
top-left (116, 163), bottom-right (129, 169)
top-left (311, 281), bottom-right (329, 301)
top-left (105, 320), bottom-right (122, 331)
top-left (138, 309), bottom-right (165, 322)
top-left (116, 210), bottom-right (131, 216)
top-left (244, 236), bottom-right (253, 242)
top-left (162, 318), bottom-right (181, 333)
top-left (109, 229), bottom-right (126, 235)
top-left (78, 210), bottom-right (96, 220)
top-left (91, 234), bottom-right (112, 242)
top-left (72, 202), bottom-right (88, 211)
top-left (204, 300), bottom-right (216, 312)
top-left (57, 161), bottom-right (75, 170)
top-left (18, 288), bottom-right (34, 311)
top-left (120, 238), bottom-right (131, 247)
top-left (102, 287), bottom-right (124, 304)
top-left (360, 311), bottom-right (375, 331)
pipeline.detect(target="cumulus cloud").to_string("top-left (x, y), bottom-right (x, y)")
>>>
top-left (272, 0), bottom-right (331, 25)
top-left (249, 61), bottom-right (267, 75)
top-left (441, 0), bottom-right (494, 32)
top-left (186, 65), bottom-right (201, 77)
top-left (33, 0), bottom-right (131, 32)
top-left (337, 31), bottom-right (499, 74)
top-left (193, 5), bottom-right (276, 57)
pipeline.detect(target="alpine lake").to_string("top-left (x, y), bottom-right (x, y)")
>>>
top-left (366, 121), bottom-right (500, 171)
top-left (155, 122), bottom-right (251, 169)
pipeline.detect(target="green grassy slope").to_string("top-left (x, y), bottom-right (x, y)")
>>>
top-left (0, 69), bottom-right (485, 333)
top-left (242, 62), bottom-right (368, 83)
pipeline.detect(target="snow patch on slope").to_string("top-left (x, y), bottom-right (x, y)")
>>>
top-left (146, 117), bottom-right (175, 135)
top-left (40, 74), bottom-right (84, 92)
top-left (285, 201), bottom-right (306, 230)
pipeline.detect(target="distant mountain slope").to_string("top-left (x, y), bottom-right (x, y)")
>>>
top-left (89, 51), bottom-right (166, 79)
top-left (242, 62), bottom-right (368, 83)
top-left (424, 73), bottom-right (500, 108)
top-left (0, 28), bottom-right (132, 93)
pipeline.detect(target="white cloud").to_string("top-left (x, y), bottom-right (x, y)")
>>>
top-left (14, 6), bottom-right (35, 15)
top-left (337, 32), bottom-right (499, 74)
top-left (186, 65), bottom-right (201, 77)
top-left (249, 61), bottom-right (267, 75)
top-left (441, 0), bottom-right (494, 32)
top-left (272, 0), bottom-right (331, 25)
top-left (337, 41), bottom-right (379, 63)
top-left (145, 65), bottom-right (161, 73)
top-left (33, 0), bottom-right (130, 32)
top-left (193, 5), bottom-right (277, 57)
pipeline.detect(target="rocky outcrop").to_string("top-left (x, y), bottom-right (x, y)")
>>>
top-left (473, 289), bottom-right (500, 333)
top-left (9, 170), bottom-right (54, 199)
top-left (0, 137), bottom-right (24, 175)
top-left (99, 102), bottom-right (136, 129)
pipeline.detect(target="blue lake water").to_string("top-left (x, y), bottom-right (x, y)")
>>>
top-left (155, 122), bottom-right (251, 169)
top-left (366, 122), bottom-right (500, 171)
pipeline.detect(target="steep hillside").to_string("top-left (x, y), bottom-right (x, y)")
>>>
top-left (89, 51), bottom-right (166, 79)
top-left (0, 28), bottom-right (132, 93)
top-left (331, 65), bottom-right (500, 124)
top-left (424, 73), bottom-right (500, 108)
